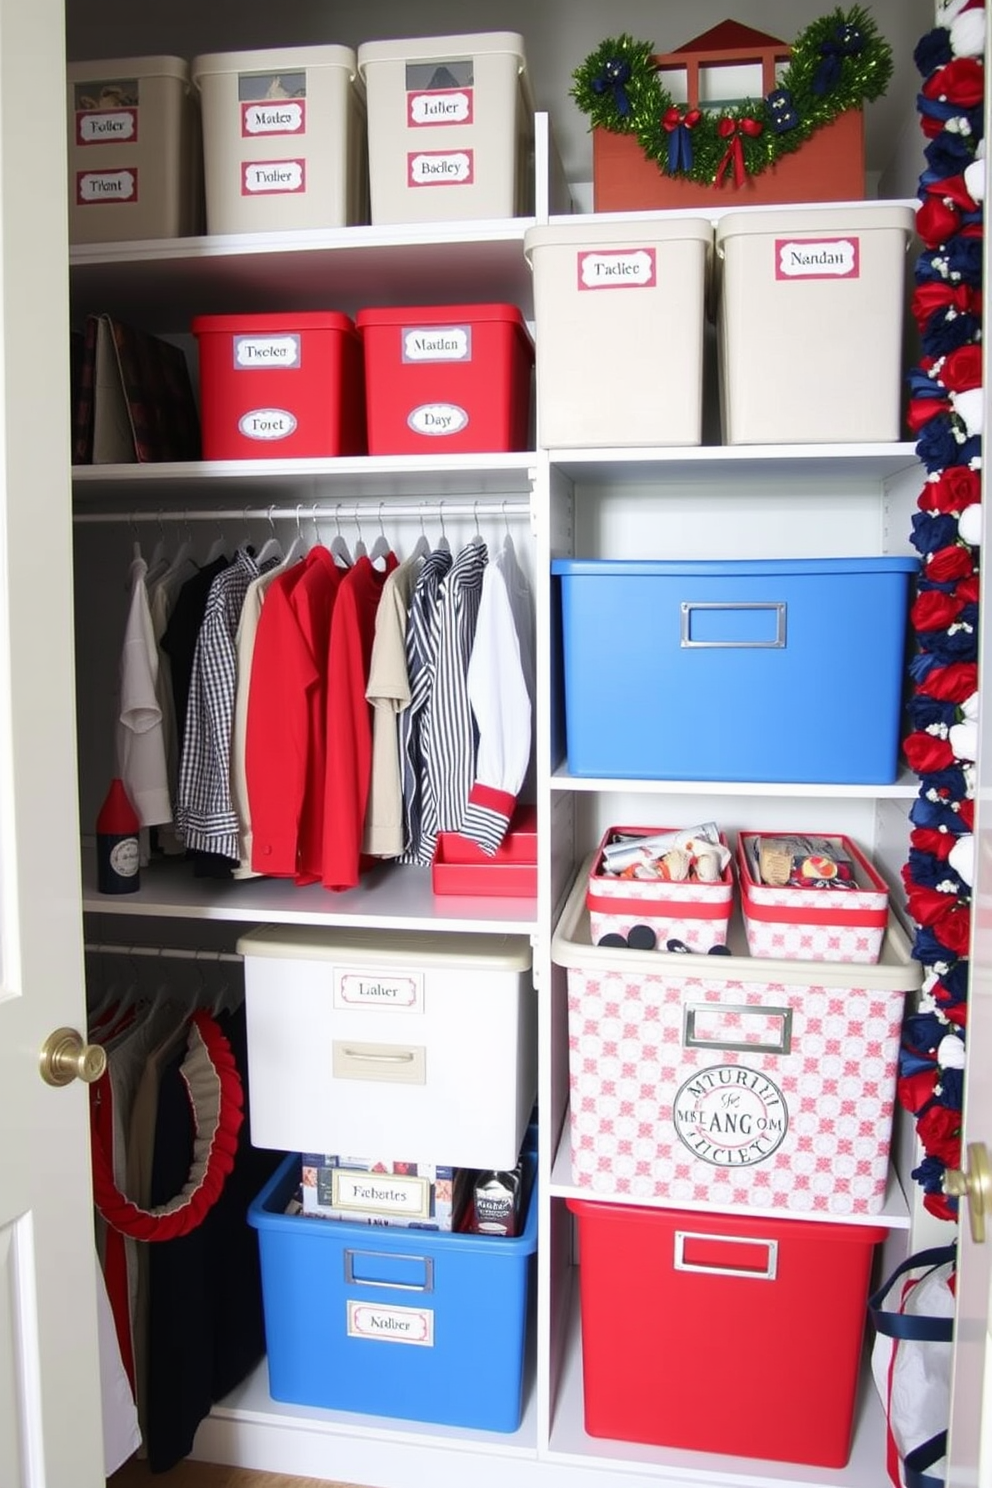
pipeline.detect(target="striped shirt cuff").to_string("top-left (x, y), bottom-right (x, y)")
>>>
top-left (460, 784), bottom-right (517, 856)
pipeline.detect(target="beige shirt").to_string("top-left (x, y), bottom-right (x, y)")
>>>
top-left (363, 552), bottom-right (422, 858)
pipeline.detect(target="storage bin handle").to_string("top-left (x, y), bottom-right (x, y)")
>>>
top-left (345, 1250), bottom-right (435, 1292)
top-left (674, 1231), bottom-right (778, 1281)
top-left (683, 1003), bottom-right (793, 1055)
top-left (332, 1040), bottom-right (427, 1085)
top-left (680, 601), bottom-right (786, 648)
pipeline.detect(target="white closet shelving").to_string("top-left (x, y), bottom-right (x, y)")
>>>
top-left (68, 0), bottom-right (943, 1482)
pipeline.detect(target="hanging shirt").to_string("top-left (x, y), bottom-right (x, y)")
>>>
top-left (175, 548), bottom-right (262, 860)
top-left (399, 544), bottom-right (452, 865)
top-left (159, 555), bottom-right (229, 756)
top-left (322, 552), bottom-right (399, 892)
top-left (363, 551), bottom-right (422, 858)
top-left (116, 548), bottom-right (171, 829)
top-left (461, 536), bottom-right (535, 853)
top-left (230, 553), bottom-right (301, 880)
top-left (420, 539), bottom-right (488, 864)
top-left (246, 548), bottom-right (343, 879)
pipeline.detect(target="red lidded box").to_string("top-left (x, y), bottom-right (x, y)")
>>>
top-left (432, 804), bottom-right (537, 897)
top-left (568, 1198), bottom-right (885, 1466)
top-left (356, 302), bottom-right (533, 455)
top-left (192, 310), bottom-right (367, 460)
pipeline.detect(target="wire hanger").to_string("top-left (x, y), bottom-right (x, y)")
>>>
top-left (412, 506), bottom-right (431, 560)
top-left (353, 509), bottom-right (368, 560)
top-left (330, 504), bottom-right (353, 568)
top-left (204, 518), bottom-right (228, 566)
top-left (255, 504), bottom-right (284, 567)
top-left (282, 504), bottom-right (308, 568)
top-left (437, 502), bottom-right (451, 554)
top-left (369, 502), bottom-right (391, 566)
top-left (468, 500), bottom-right (486, 549)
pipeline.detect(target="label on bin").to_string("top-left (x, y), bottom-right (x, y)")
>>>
top-left (775, 237), bottom-right (860, 280)
top-left (76, 169), bottom-right (138, 204)
top-left (239, 71), bottom-right (306, 135)
top-left (233, 334), bottom-right (301, 370)
top-left (402, 326), bottom-right (472, 363)
top-left (330, 1170), bottom-right (431, 1217)
top-left (238, 408), bottom-right (297, 440)
top-left (577, 247), bottom-right (656, 290)
top-left (242, 158), bottom-right (306, 195)
top-left (673, 1064), bottom-right (788, 1166)
top-left (76, 108), bottom-right (137, 146)
top-left (407, 87), bottom-right (474, 127)
top-left (347, 1301), bottom-right (434, 1347)
top-left (408, 149), bottom-right (474, 186)
top-left (334, 969), bottom-right (423, 1011)
top-left (408, 403), bottom-right (469, 436)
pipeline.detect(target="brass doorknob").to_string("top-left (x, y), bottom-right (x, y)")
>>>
top-left (39, 1028), bottom-right (107, 1087)
top-left (945, 1141), bottom-right (992, 1245)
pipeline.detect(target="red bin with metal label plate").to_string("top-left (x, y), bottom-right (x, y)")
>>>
top-left (568, 1197), bottom-right (887, 1466)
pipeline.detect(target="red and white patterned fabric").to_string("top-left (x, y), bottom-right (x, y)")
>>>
top-left (587, 830), bottom-right (734, 951)
top-left (566, 958), bottom-right (909, 1216)
top-left (738, 834), bottom-right (889, 963)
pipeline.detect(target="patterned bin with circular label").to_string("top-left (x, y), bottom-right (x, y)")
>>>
top-left (552, 856), bottom-right (920, 1216)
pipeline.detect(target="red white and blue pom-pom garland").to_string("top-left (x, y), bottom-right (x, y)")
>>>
top-left (899, 0), bottom-right (985, 1223)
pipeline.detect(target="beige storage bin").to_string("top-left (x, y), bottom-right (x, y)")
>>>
top-left (191, 44), bottom-right (367, 234)
top-left (357, 31), bottom-right (533, 225)
top-left (67, 55), bottom-right (202, 244)
top-left (715, 205), bottom-right (916, 444)
top-left (524, 218), bottom-right (713, 447)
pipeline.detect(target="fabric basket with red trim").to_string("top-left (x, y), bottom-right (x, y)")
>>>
top-left (586, 826), bottom-right (734, 953)
top-left (738, 832), bottom-right (889, 964)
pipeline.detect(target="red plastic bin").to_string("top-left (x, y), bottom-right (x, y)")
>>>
top-left (356, 302), bottom-right (533, 454)
top-left (567, 1199), bottom-right (886, 1467)
top-left (192, 310), bottom-right (367, 460)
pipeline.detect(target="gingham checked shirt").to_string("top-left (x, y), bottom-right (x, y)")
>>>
top-left (175, 548), bottom-right (271, 859)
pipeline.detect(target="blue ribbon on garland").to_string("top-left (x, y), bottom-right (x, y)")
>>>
top-left (592, 57), bottom-right (632, 117)
top-left (813, 21), bottom-right (866, 95)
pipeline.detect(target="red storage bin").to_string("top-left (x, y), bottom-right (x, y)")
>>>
top-left (356, 302), bottom-right (533, 454)
top-left (568, 1198), bottom-right (886, 1467)
top-left (192, 310), bottom-right (367, 459)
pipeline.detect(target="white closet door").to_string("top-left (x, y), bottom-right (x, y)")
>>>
top-left (0, 0), bottom-right (105, 1483)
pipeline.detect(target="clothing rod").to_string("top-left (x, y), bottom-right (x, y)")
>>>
top-left (73, 499), bottom-right (532, 525)
top-left (84, 941), bottom-right (243, 965)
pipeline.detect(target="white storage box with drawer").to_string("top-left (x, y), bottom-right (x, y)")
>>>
top-left (238, 925), bottom-right (536, 1170)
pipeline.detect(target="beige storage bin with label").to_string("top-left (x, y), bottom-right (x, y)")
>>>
top-left (357, 31), bottom-right (533, 224)
top-left (524, 218), bottom-right (713, 447)
top-left (67, 55), bottom-right (202, 244)
top-left (714, 205), bottom-right (916, 444)
top-left (191, 44), bottom-right (367, 234)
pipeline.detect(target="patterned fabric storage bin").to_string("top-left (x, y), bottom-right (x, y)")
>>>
top-left (552, 859), bottom-right (920, 1216)
top-left (738, 832), bottom-right (890, 963)
top-left (586, 826), bottom-right (733, 952)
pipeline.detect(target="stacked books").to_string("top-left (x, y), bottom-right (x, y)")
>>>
top-left (72, 312), bottom-right (201, 464)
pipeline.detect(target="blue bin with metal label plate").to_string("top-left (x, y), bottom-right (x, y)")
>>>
top-left (552, 556), bottom-right (919, 783)
top-left (248, 1148), bottom-right (537, 1430)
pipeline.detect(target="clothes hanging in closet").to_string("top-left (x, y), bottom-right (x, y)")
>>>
top-left (399, 542), bottom-right (453, 865)
top-left (117, 544), bottom-right (171, 831)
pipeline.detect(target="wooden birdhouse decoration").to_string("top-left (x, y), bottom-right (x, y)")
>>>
top-left (582, 14), bottom-right (880, 213)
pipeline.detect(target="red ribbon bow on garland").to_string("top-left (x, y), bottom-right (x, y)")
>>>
top-left (714, 116), bottom-right (764, 187)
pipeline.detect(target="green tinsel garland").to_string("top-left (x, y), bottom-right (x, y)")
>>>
top-left (572, 7), bottom-right (893, 188)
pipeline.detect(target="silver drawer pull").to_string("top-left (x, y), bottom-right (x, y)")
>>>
top-left (680, 600), bottom-right (786, 648)
top-left (683, 1003), bottom-right (793, 1055)
top-left (674, 1230), bottom-right (778, 1280)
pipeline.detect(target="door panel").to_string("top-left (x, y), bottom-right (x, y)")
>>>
top-left (0, 0), bottom-right (106, 1483)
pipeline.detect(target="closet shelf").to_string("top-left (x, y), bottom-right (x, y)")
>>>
top-left (550, 766), bottom-right (921, 799)
top-left (71, 453), bottom-right (540, 503)
top-left (549, 1119), bottom-right (910, 1230)
top-left (551, 444), bottom-right (921, 484)
top-left (68, 217), bottom-right (539, 329)
top-left (79, 844), bottom-right (538, 934)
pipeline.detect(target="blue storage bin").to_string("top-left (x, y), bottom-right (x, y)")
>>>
top-left (552, 557), bottom-right (919, 784)
top-left (248, 1150), bottom-right (538, 1431)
